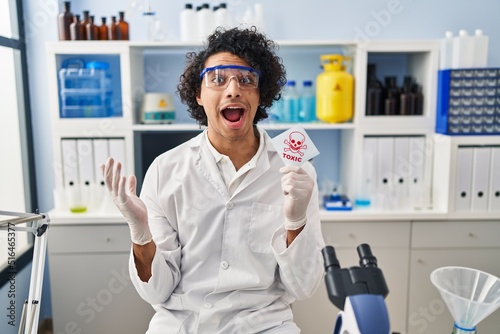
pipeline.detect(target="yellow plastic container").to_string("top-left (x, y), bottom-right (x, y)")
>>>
top-left (316, 54), bottom-right (354, 123)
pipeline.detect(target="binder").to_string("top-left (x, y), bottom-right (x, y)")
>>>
top-left (455, 147), bottom-right (474, 211)
top-left (488, 147), bottom-right (500, 211)
top-left (108, 138), bottom-right (126, 174)
top-left (358, 136), bottom-right (378, 206)
top-left (408, 136), bottom-right (426, 208)
top-left (61, 139), bottom-right (78, 187)
top-left (92, 139), bottom-right (109, 186)
top-left (76, 139), bottom-right (94, 187)
top-left (376, 137), bottom-right (394, 208)
top-left (471, 147), bottom-right (491, 211)
top-left (393, 136), bottom-right (410, 208)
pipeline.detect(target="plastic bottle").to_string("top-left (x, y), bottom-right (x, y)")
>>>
top-left (215, 3), bottom-right (231, 29)
top-left (98, 17), bottom-right (109, 40)
top-left (299, 80), bottom-right (316, 122)
top-left (117, 11), bottom-right (129, 40)
top-left (69, 15), bottom-right (83, 41)
top-left (86, 16), bottom-right (99, 40)
top-left (198, 3), bottom-right (213, 42)
top-left (109, 16), bottom-right (118, 40)
top-left (439, 31), bottom-right (453, 69)
top-left (365, 64), bottom-right (384, 116)
top-left (58, 1), bottom-right (74, 40)
top-left (253, 3), bottom-right (265, 32)
top-left (452, 30), bottom-right (474, 69)
top-left (473, 29), bottom-right (489, 68)
top-left (281, 80), bottom-right (300, 123)
top-left (267, 99), bottom-right (283, 123)
top-left (180, 4), bottom-right (198, 42)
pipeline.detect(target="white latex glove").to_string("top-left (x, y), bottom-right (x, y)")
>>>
top-left (101, 157), bottom-right (152, 245)
top-left (280, 165), bottom-right (314, 230)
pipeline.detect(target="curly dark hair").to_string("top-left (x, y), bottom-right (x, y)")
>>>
top-left (177, 26), bottom-right (287, 126)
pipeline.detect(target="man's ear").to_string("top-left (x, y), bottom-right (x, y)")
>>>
top-left (196, 90), bottom-right (202, 106)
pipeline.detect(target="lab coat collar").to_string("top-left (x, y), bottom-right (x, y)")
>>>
top-left (190, 126), bottom-right (275, 200)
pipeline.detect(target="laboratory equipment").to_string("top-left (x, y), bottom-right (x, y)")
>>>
top-left (58, 1), bottom-right (73, 40)
top-left (98, 17), bottom-right (109, 40)
top-left (366, 64), bottom-right (384, 116)
top-left (316, 54), bottom-right (354, 123)
top-left (323, 187), bottom-right (352, 211)
top-left (59, 59), bottom-right (114, 118)
top-left (299, 80), bottom-right (316, 122)
top-left (430, 266), bottom-right (500, 333)
top-left (180, 4), bottom-right (197, 42)
top-left (142, 1), bottom-right (156, 42)
top-left (0, 210), bottom-right (49, 334)
top-left (141, 93), bottom-right (175, 123)
top-left (117, 11), bottom-right (129, 40)
top-left (281, 80), bottom-right (300, 123)
top-left (85, 15), bottom-right (99, 40)
top-left (69, 15), bottom-right (83, 40)
top-left (323, 243), bottom-right (391, 334)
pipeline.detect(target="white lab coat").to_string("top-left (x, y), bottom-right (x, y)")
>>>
top-left (130, 127), bottom-right (325, 333)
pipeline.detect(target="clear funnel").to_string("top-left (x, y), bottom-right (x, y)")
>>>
top-left (430, 266), bottom-right (500, 332)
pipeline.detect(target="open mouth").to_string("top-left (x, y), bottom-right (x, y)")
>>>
top-left (222, 107), bottom-right (244, 122)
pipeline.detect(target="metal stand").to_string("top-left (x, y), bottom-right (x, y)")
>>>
top-left (0, 210), bottom-right (49, 334)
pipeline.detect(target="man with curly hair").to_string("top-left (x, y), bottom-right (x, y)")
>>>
top-left (102, 27), bottom-right (325, 333)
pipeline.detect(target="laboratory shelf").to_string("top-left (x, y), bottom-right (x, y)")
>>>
top-left (319, 208), bottom-right (448, 222)
top-left (131, 122), bottom-right (356, 132)
top-left (48, 209), bottom-right (125, 225)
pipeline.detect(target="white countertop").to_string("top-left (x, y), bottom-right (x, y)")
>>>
top-left (48, 207), bottom-right (499, 226)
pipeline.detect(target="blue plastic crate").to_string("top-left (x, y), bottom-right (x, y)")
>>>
top-left (58, 61), bottom-right (115, 118)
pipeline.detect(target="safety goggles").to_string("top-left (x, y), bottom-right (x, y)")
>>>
top-left (199, 65), bottom-right (261, 89)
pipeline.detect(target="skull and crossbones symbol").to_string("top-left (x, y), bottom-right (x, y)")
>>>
top-left (284, 131), bottom-right (307, 156)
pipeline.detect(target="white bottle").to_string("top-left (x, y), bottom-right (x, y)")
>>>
top-left (215, 3), bottom-right (231, 29)
top-left (253, 3), bottom-right (265, 32)
top-left (197, 3), bottom-right (213, 42)
top-left (473, 29), bottom-right (489, 68)
top-left (180, 4), bottom-right (197, 42)
top-left (452, 29), bottom-right (474, 69)
top-left (241, 7), bottom-right (254, 28)
top-left (439, 31), bottom-right (453, 70)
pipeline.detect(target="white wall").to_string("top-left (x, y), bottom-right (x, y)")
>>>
top-left (23, 0), bottom-right (500, 211)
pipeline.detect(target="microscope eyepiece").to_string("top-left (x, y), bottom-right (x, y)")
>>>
top-left (357, 243), bottom-right (378, 268)
top-left (322, 246), bottom-right (340, 271)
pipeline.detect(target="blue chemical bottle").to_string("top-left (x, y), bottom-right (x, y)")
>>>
top-left (300, 80), bottom-right (316, 122)
top-left (281, 80), bottom-right (300, 123)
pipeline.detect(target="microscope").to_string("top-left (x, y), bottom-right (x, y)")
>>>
top-left (322, 243), bottom-right (391, 334)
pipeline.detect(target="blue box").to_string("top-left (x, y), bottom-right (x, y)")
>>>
top-left (323, 194), bottom-right (353, 211)
top-left (58, 61), bottom-right (114, 118)
top-left (436, 68), bottom-right (500, 135)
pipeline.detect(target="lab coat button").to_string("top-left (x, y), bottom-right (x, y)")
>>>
top-left (220, 261), bottom-right (229, 270)
top-left (203, 303), bottom-right (212, 309)
top-left (226, 202), bottom-right (234, 209)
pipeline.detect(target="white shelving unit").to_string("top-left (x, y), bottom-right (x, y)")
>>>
top-left (46, 40), bottom-right (500, 334)
top-left (45, 39), bottom-right (442, 202)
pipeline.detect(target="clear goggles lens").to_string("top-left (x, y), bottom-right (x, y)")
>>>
top-left (200, 65), bottom-right (260, 89)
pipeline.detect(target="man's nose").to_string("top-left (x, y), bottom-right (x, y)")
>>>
top-left (225, 76), bottom-right (241, 95)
